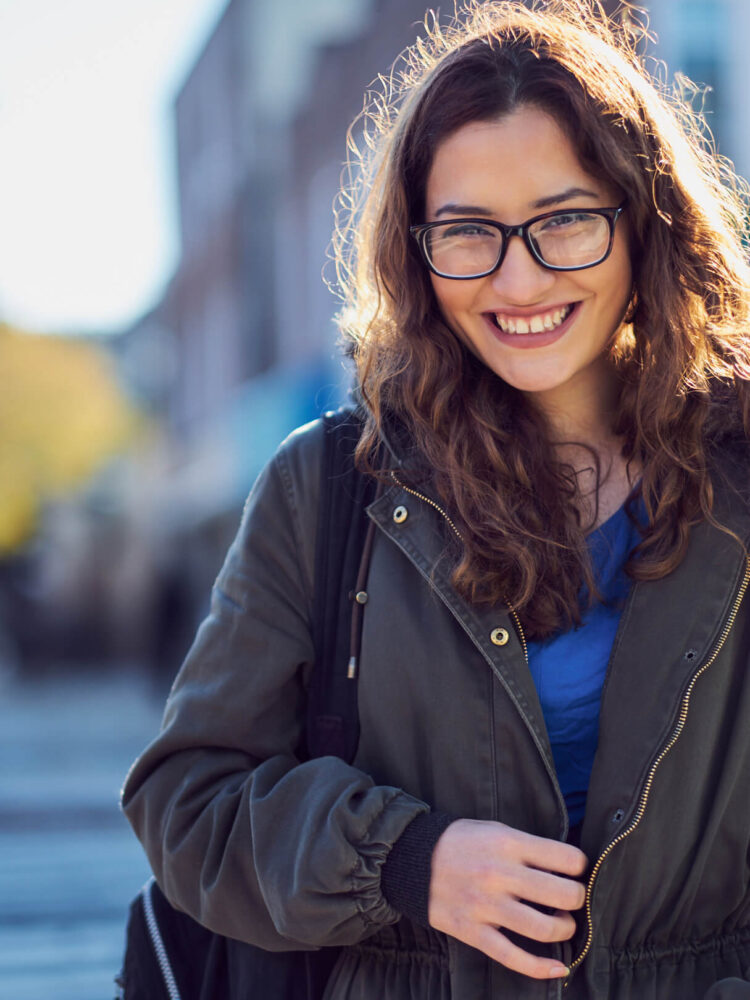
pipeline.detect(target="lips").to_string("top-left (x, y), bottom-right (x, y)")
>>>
top-left (489, 302), bottom-right (575, 334)
top-left (482, 301), bottom-right (581, 349)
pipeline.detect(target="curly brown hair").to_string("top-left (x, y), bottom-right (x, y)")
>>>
top-left (333, 0), bottom-right (750, 639)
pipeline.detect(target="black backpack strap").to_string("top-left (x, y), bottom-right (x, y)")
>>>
top-left (307, 408), bottom-right (377, 763)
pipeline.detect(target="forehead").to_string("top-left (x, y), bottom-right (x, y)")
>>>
top-left (425, 106), bottom-right (609, 217)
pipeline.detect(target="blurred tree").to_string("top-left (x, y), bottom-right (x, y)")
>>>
top-left (0, 323), bottom-right (138, 552)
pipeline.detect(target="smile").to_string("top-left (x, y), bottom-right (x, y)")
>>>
top-left (490, 303), bottom-right (575, 334)
top-left (481, 301), bottom-right (581, 350)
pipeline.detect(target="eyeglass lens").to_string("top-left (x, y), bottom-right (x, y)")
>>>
top-left (424, 211), bottom-right (612, 276)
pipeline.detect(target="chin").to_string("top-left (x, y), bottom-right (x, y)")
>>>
top-left (484, 360), bottom-right (576, 396)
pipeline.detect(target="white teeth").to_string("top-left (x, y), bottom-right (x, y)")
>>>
top-left (494, 303), bottom-right (573, 334)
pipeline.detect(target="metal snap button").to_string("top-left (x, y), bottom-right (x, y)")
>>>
top-left (490, 627), bottom-right (509, 646)
top-left (393, 505), bottom-right (408, 524)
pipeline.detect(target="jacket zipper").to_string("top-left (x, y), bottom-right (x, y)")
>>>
top-left (390, 472), bottom-right (528, 662)
top-left (141, 877), bottom-right (183, 1000)
top-left (564, 555), bottom-right (750, 987)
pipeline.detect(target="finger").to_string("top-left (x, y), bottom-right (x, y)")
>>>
top-left (503, 866), bottom-right (587, 912)
top-left (473, 924), bottom-right (569, 980)
top-left (498, 900), bottom-right (577, 943)
top-left (513, 830), bottom-right (588, 877)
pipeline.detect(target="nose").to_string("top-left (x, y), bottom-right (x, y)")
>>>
top-left (489, 233), bottom-right (556, 302)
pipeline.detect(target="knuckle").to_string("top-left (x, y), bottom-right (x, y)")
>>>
top-left (554, 913), bottom-right (577, 941)
top-left (499, 822), bottom-right (526, 852)
top-left (539, 921), bottom-right (562, 943)
top-left (557, 879), bottom-right (586, 910)
top-left (452, 911), bottom-right (475, 939)
top-left (511, 908), bottom-right (549, 943)
top-left (538, 914), bottom-right (571, 942)
top-left (523, 910), bottom-right (551, 941)
top-left (560, 847), bottom-right (587, 876)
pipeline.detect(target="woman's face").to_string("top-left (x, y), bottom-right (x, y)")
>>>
top-left (423, 105), bottom-right (632, 408)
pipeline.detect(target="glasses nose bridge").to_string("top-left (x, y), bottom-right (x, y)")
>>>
top-left (505, 222), bottom-right (528, 241)
top-left (493, 220), bottom-right (539, 273)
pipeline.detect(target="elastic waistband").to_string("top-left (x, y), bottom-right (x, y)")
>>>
top-left (349, 919), bottom-right (449, 967)
top-left (609, 925), bottom-right (750, 970)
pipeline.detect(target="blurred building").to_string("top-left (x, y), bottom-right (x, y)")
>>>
top-left (109, 0), bottom-right (448, 676)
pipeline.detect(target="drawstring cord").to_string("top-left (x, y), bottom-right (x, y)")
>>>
top-left (347, 477), bottom-right (383, 679)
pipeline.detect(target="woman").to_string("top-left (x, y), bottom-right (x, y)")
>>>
top-left (123, 2), bottom-right (750, 997)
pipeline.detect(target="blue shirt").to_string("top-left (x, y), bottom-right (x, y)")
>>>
top-left (526, 502), bottom-right (641, 827)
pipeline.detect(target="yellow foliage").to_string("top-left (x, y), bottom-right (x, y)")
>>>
top-left (0, 323), bottom-right (138, 552)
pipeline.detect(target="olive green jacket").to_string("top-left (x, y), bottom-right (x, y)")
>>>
top-left (122, 416), bottom-right (750, 999)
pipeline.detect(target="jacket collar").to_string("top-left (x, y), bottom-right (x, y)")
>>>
top-left (347, 387), bottom-right (422, 472)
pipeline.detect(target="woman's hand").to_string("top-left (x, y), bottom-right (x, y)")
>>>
top-left (428, 818), bottom-right (588, 980)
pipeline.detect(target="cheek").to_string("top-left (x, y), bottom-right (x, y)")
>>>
top-left (615, 263), bottom-right (633, 310)
top-left (429, 280), bottom-right (480, 356)
top-left (611, 232), bottom-right (633, 299)
top-left (430, 276), bottom-right (452, 311)
top-left (594, 241), bottom-right (632, 312)
top-left (430, 276), bottom-right (474, 323)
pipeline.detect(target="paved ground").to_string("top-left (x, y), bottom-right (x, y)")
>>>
top-left (0, 669), bottom-right (165, 1000)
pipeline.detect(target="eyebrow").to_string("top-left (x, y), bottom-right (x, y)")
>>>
top-left (434, 186), bottom-right (601, 217)
top-left (532, 186), bottom-right (600, 209)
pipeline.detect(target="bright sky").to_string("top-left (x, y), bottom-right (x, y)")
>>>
top-left (0, 0), bottom-right (229, 334)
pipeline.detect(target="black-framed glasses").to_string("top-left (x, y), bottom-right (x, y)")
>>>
top-left (410, 202), bottom-right (627, 279)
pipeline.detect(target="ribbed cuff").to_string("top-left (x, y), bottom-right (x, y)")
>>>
top-left (380, 811), bottom-right (457, 927)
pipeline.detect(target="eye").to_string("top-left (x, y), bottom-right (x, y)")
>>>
top-left (440, 222), bottom-right (497, 240)
top-left (539, 212), bottom-right (595, 231)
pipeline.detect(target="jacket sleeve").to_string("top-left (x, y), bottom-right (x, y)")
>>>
top-left (120, 421), bottom-right (431, 951)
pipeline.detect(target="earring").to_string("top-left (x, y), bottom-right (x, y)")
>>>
top-left (623, 289), bottom-right (638, 324)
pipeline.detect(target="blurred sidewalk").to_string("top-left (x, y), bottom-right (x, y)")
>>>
top-left (0, 669), bottom-right (164, 1000)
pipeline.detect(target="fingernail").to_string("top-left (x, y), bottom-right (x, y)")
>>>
top-left (551, 965), bottom-right (569, 978)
